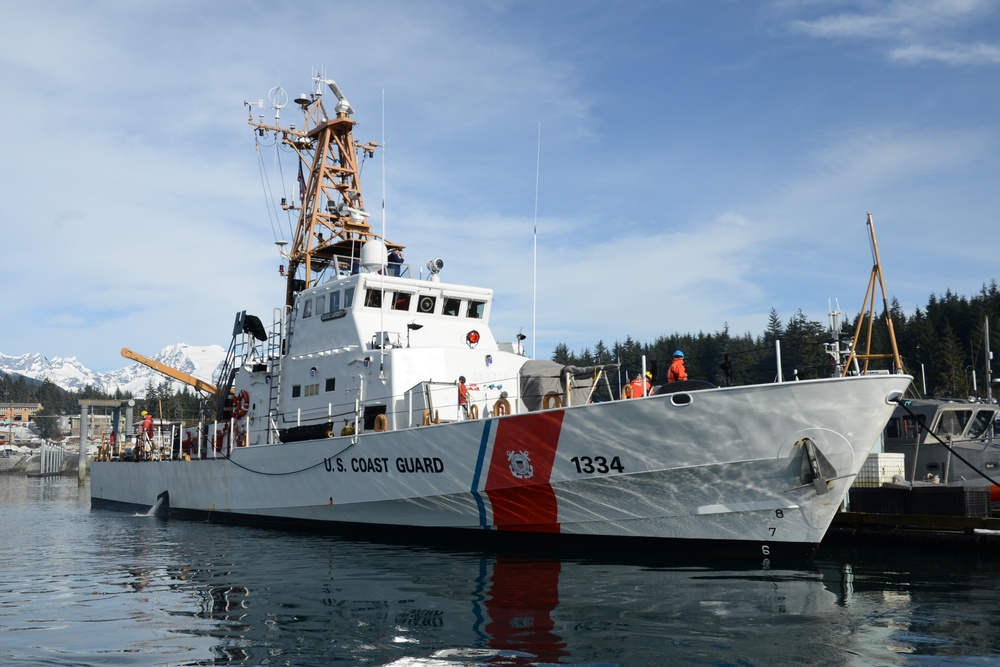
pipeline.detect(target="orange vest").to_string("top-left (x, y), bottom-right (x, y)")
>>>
top-left (629, 377), bottom-right (649, 398)
top-left (667, 358), bottom-right (688, 382)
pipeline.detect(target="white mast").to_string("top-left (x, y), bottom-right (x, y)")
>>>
top-left (986, 316), bottom-right (992, 403)
top-left (532, 124), bottom-right (541, 359)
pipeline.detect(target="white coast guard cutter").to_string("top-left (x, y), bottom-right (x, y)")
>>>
top-left (90, 74), bottom-right (912, 559)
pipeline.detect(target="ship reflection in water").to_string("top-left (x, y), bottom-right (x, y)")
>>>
top-left (4, 477), bottom-right (1000, 666)
top-left (153, 530), bottom-right (883, 666)
top-left (165, 531), bottom-right (1000, 666)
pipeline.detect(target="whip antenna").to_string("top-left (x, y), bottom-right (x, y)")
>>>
top-left (532, 123), bottom-right (541, 359)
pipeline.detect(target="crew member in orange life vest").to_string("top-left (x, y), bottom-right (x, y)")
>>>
top-left (667, 350), bottom-right (688, 382)
top-left (141, 410), bottom-right (154, 439)
top-left (457, 376), bottom-right (469, 419)
top-left (629, 371), bottom-right (652, 398)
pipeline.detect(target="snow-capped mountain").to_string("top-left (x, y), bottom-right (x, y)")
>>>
top-left (0, 344), bottom-right (226, 397)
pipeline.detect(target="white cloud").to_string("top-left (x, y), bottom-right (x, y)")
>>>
top-left (890, 41), bottom-right (1000, 65)
top-left (787, 0), bottom-right (1000, 66)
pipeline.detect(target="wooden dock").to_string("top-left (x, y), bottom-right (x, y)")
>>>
top-left (827, 511), bottom-right (1000, 548)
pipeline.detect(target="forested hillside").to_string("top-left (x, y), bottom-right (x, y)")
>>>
top-left (553, 281), bottom-right (1000, 401)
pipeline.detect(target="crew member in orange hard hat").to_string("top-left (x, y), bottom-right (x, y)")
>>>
top-left (667, 350), bottom-right (688, 383)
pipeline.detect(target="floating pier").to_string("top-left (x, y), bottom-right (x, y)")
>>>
top-left (828, 510), bottom-right (1000, 547)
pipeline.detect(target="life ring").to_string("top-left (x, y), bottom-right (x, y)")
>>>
top-left (232, 390), bottom-right (250, 418)
top-left (493, 397), bottom-right (511, 416)
top-left (422, 409), bottom-right (431, 426)
top-left (542, 392), bottom-right (563, 409)
top-left (620, 385), bottom-right (632, 400)
top-left (469, 404), bottom-right (479, 420)
top-left (374, 414), bottom-right (389, 432)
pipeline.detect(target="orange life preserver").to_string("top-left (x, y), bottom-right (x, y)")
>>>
top-left (542, 391), bottom-right (563, 409)
top-left (374, 414), bottom-right (389, 432)
top-left (232, 390), bottom-right (250, 418)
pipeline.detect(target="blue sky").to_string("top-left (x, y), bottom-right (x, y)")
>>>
top-left (2, 1), bottom-right (998, 372)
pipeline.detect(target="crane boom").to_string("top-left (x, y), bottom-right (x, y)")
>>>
top-left (120, 347), bottom-right (219, 395)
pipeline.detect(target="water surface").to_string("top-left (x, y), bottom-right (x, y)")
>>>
top-left (1, 476), bottom-right (998, 665)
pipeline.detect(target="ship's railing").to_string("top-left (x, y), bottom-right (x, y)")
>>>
top-left (320, 253), bottom-right (412, 280)
top-left (122, 424), bottom-right (182, 462)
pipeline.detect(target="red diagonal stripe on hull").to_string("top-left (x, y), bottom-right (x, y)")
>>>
top-left (485, 411), bottom-right (563, 532)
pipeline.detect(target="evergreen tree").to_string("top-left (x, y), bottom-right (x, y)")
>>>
top-left (782, 310), bottom-right (829, 380)
top-left (934, 324), bottom-right (969, 399)
top-left (551, 343), bottom-right (572, 365)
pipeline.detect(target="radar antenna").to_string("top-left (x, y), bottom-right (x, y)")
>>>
top-left (268, 86), bottom-right (288, 122)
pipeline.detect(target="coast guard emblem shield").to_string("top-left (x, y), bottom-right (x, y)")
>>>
top-left (507, 450), bottom-right (534, 479)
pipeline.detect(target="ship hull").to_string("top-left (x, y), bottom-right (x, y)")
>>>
top-left (91, 374), bottom-right (910, 559)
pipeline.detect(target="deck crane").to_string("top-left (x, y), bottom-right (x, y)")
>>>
top-left (120, 347), bottom-right (237, 422)
top-left (120, 347), bottom-right (220, 396)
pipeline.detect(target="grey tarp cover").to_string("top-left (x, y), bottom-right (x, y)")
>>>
top-left (518, 360), bottom-right (619, 411)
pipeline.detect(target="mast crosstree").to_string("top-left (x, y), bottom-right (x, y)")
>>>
top-left (249, 75), bottom-right (400, 309)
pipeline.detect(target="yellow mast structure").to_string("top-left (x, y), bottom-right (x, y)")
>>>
top-left (248, 76), bottom-right (400, 310)
top-left (842, 212), bottom-right (904, 376)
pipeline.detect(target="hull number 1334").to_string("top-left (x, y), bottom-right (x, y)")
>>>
top-left (570, 455), bottom-right (624, 474)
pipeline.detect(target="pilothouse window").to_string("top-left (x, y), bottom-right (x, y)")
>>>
top-left (903, 415), bottom-right (925, 438)
top-left (344, 287), bottom-right (355, 308)
top-left (467, 300), bottom-right (485, 319)
top-left (364, 289), bottom-right (382, 308)
top-left (443, 297), bottom-right (461, 317)
top-left (303, 299), bottom-right (313, 318)
top-left (330, 291), bottom-right (341, 312)
top-left (935, 410), bottom-right (971, 437)
top-left (392, 292), bottom-right (412, 311)
top-left (968, 410), bottom-right (995, 438)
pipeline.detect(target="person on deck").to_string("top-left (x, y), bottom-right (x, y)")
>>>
top-left (457, 376), bottom-right (469, 419)
top-left (387, 248), bottom-right (404, 276)
top-left (629, 372), bottom-right (652, 398)
top-left (667, 350), bottom-right (688, 382)
top-left (141, 410), bottom-right (154, 440)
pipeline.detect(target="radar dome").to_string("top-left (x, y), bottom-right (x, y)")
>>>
top-left (360, 239), bottom-right (388, 271)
